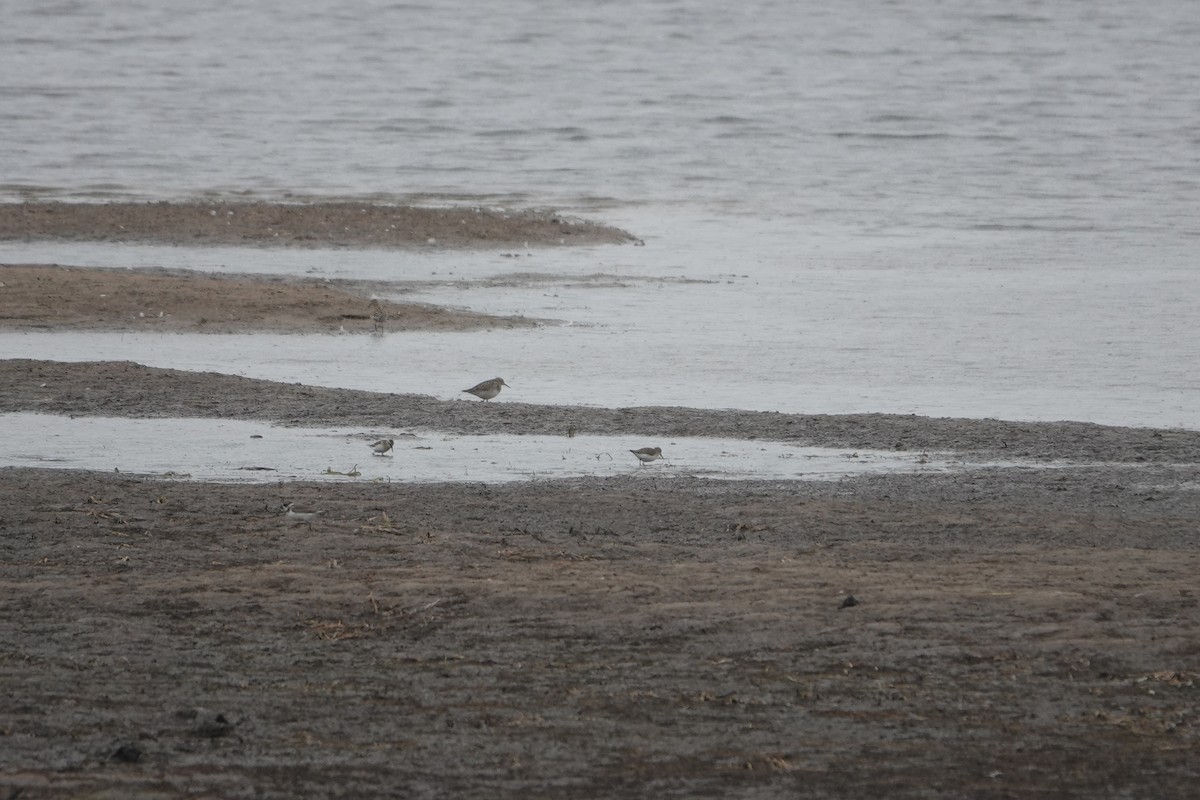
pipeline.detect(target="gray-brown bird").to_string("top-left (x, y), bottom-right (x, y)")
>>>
top-left (463, 377), bottom-right (510, 401)
top-left (630, 446), bottom-right (663, 466)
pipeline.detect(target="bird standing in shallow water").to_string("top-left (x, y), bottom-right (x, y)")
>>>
top-left (369, 298), bottom-right (387, 331)
top-left (463, 377), bottom-right (510, 401)
top-left (630, 446), bottom-right (663, 466)
top-left (370, 438), bottom-right (394, 456)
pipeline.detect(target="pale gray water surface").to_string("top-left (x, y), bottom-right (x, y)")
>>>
top-left (2, 0), bottom-right (1198, 428)
top-left (1, 232), bottom-right (1194, 428)
top-left (0, 413), bottom-right (965, 484)
top-left (5, 0), bottom-right (1199, 234)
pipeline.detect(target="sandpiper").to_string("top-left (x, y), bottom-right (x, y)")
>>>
top-left (283, 502), bottom-right (324, 524)
top-left (370, 438), bottom-right (394, 456)
top-left (463, 377), bottom-right (509, 401)
top-left (369, 298), bottom-right (387, 331)
top-left (630, 446), bottom-right (663, 466)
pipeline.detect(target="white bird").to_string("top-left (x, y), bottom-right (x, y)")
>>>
top-left (370, 438), bottom-right (394, 456)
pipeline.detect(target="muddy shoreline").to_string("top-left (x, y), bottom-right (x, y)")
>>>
top-left (2, 200), bottom-right (1198, 796)
top-left (2, 455), bottom-right (1198, 797)
top-left (4, 368), bottom-right (1200, 798)
top-left (5, 359), bottom-right (1200, 464)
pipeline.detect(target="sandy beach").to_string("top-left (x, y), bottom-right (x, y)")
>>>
top-left (1, 202), bottom-right (1198, 798)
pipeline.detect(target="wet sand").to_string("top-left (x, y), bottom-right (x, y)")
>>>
top-left (0, 201), bottom-right (641, 249)
top-left (0, 264), bottom-right (535, 333)
top-left (1, 203), bottom-right (1198, 798)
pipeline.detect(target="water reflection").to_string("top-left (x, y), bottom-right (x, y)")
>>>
top-left (1, 412), bottom-right (963, 485)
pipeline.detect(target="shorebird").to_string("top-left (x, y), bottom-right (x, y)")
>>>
top-left (369, 298), bottom-right (387, 331)
top-left (463, 377), bottom-right (509, 401)
top-left (630, 446), bottom-right (663, 466)
top-left (370, 438), bottom-right (394, 456)
top-left (283, 502), bottom-right (324, 524)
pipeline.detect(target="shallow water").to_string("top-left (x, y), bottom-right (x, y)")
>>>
top-left (0, 413), bottom-right (968, 485)
top-left (2, 234), bottom-right (1195, 429)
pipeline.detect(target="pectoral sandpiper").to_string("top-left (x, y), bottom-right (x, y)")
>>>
top-left (463, 377), bottom-right (510, 401)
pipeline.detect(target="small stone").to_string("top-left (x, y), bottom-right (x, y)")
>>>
top-left (111, 743), bottom-right (142, 763)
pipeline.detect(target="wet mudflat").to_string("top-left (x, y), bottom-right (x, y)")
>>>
top-left (0, 201), bottom-right (639, 249)
top-left (1, 203), bottom-right (1198, 797)
top-left (1, 361), bottom-right (1199, 798)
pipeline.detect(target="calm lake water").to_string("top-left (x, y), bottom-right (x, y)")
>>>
top-left (2, 0), bottom-right (1198, 428)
